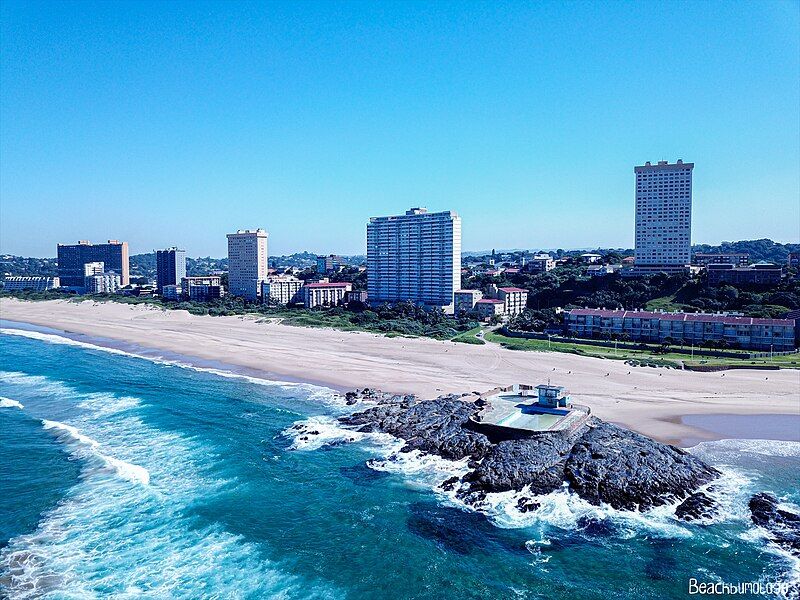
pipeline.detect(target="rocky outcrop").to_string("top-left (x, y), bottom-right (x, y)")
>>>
top-left (749, 492), bottom-right (800, 553)
top-left (675, 491), bottom-right (718, 522)
top-left (463, 434), bottom-right (575, 495)
top-left (564, 421), bottom-right (719, 511)
top-left (340, 393), bottom-right (492, 461)
top-left (337, 389), bottom-right (720, 512)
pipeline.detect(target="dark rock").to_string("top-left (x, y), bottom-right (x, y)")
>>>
top-left (516, 496), bottom-right (540, 513)
top-left (440, 476), bottom-right (460, 492)
top-left (675, 492), bottom-right (717, 522)
top-left (340, 397), bottom-right (491, 461)
top-left (464, 434), bottom-right (575, 495)
top-left (749, 492), bottom-right (800, 553)
top-left (564, 421), bottom-right (719, 511)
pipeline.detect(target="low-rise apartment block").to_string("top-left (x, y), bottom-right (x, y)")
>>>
top-left (475, 298), bottom-right (505, 320)
top-left (181, 276), bottom-right (223, 302)
top-left (316, 255), bottom-right (344, 274)
top-left (261, 276), bottom-right (304, 305)
top-left (454, 290), bottom-right (483, 314)
top-left (564, 308), bottom-right (795, 351)
top-left (304, 281), bottom-right (352, 308)
top-left (491, 285), bottom-right (528, 316)
top-left (694, 253), bottom-right (749, 267)
top-left (85, 272), bottom-right (121, 294)
top-left (2, 276), bottom-right (60, 292)
top-left (707, 263), bottom-right (782, 286)
top-left (526, 254), bottom-right (555, 273)
top-left (788, 252), bottom-right (800, 269)
top-left (345, 289), bottom-right (368, 304)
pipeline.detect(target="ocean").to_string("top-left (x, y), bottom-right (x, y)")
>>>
top-left (1, 321), bottom-right (798, 599)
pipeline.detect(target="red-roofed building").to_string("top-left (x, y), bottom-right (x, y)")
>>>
top-left (564, 308), bottom-right (795, 351)
top-left (475, 298), bottom-right (505, 320)
top-left (303, 281), bottom-right (352, 308)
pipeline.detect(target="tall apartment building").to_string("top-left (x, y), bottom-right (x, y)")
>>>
top-left (367, 208), bottom-right (461, 312)
top-left (156, 247), bottom-right (187, 293)
top-left (632, 160), bottom-right (693, 274)
top-left (57, 240), bottom-right (129, 288)
top-left (226, 229), bottom-right (268, 301)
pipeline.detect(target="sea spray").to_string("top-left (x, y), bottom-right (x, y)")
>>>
top-left (42, 420), bottom-right (151, 486)
top-left (0, 396), bottom-right (23, 409)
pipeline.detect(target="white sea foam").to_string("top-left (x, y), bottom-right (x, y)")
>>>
top-left (0, 396), bottom-right (23, 409)
top-left (691, 437), bottom-right (800, 460)
top-left (285, 415), bottom-right (367, 451)
top-left (0, 371), bottom-right (335, 599)
top-left (42, 420), bottom-right (151, 486)
top-left (1, 327), bottom-right (341, 401)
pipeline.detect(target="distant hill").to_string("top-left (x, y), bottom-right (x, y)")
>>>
top-left (691, 239), bottom-right (799, 264)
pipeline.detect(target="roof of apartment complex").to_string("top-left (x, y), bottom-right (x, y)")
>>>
top-left (567, 308), bottom-right (793, 327)
top-left (476, 298), bottom-right (504, 304)
top-left (305, 282), bottom-right (351, 289)
top-left (497, 287), bottom-right (527, 293)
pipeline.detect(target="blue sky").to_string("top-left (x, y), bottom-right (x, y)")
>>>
top-left (1, 1), bottom-right (798, 257)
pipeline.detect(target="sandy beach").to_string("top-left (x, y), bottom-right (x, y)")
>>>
top-left (1, 298), bottom-right (798, 445)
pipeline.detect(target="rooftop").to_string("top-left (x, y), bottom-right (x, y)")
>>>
top-left (305, 282), bottom-right (351, 289)
top-left (567, 308), bottom-right (793, 326)
top-left (498, 286), bottom-right (527, 293)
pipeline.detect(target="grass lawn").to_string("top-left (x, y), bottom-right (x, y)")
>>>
top-left (484, 331), bottom-right (800, 369)
top-left (451, 326), bottom-right (486, 345)
top-left (644, 294), bottom-right (693, 312)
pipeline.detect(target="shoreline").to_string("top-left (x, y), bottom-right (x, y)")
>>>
top-left (1, 298), bottom-right (798, 446)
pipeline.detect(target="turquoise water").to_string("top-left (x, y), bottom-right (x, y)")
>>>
top-left (1, 323), bottom-right (798, 599)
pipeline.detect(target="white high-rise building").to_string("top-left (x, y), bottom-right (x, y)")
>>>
top-left (226, 229), bottom-right (268, 300)
top-left (633, 159), bottom-right (693, 273)
top-left (367, 207), bottom-right (461, 312)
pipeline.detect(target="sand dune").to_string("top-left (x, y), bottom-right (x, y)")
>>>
top-left (2, 298), bottom-right (798, 445)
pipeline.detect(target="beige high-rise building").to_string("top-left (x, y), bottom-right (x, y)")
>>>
top-left (226, 229), bottom-right (269, 300)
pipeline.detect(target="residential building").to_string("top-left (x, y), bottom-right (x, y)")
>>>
top-left (181, 276), bottom-right (223, 302)
top-left (580, 253), bottom-right (602, 264)
top-left (156, 248), bottom-right (187, 294)
top-left (345, 289), bottom-right (368, 304)
top-left (162, 285), bottom-right (181, 301)
top-left (83, 262), bottom-right (105, 277)
top-left (587, 264), bottom-right (622, 277)
top-left (84, 271), bottom-right (121, 294)
top-left (2, 276), bottom-right (60, 292)
top-left (564, 308), bottom-right (795, 351)
top-left (367, 208), bottom-right (461, 312)
top-left (304, 281), bottom-right (351, 308)
top-left (707, 262), bottom-right (782, 286)
top-left (630, 160), bottom-right (693, 275)
top-left (788, 252), bottom-right (800, 269)
top-left (526, 254), bottom-right (555, 273)
top-left (57, 240), bottom-right (129, 288)
top-left (316, 254), bottom-right (344, 274)
top-left (227, 229), bottom-right (268, 300)
top-left (490, 285), bottom-right (528, 316)
top-left (261, 276), bottom-right (304, 305)
top-left (694, 253), bottom-right (749, 267)
top-left (454, 290), bottom-right (483, 314)
top-left (475, 298), bottom-right (505, 320)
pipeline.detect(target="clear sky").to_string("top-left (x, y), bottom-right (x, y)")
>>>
top-left (1, 1), bottom-right (798, 257)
